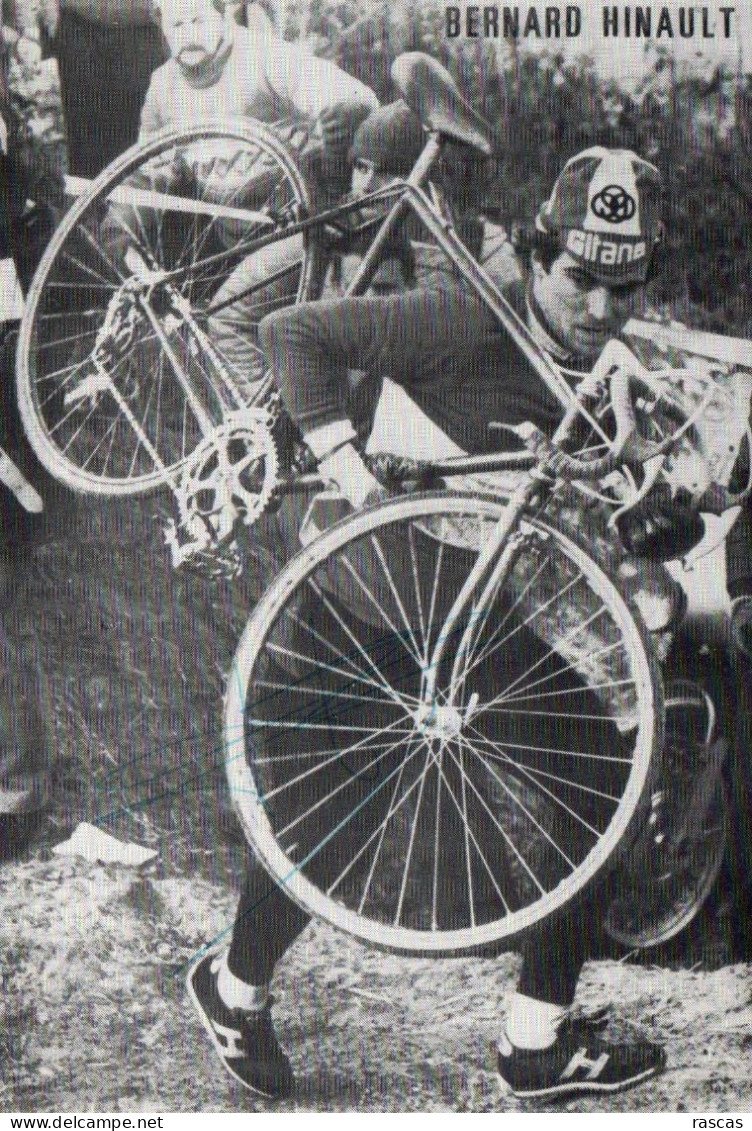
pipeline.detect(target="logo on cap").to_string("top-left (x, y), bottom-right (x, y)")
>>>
top-left (536, 147), bottom-right (662, 281)
top-left (565, 229), bottom-right (647, 269)
top-left (591, 184), bottom-right (637, 224)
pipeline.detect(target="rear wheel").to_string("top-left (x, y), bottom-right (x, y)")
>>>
top-left (17, 120), bottom-right (317, 496)
top-left (225, 491), bottom-right (662, 955)
top-left (605, 680), bottom-right (728, 949)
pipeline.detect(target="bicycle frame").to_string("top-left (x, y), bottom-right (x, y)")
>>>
top-left (139, 125), bottom-right (595, 433)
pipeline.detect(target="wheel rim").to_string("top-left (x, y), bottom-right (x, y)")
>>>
top-left (18, 120), bottom-right (313, 496)
top-left (604, 781), bottom-right (726, 949)
top-left (226, 494), bottom-right (660, 955)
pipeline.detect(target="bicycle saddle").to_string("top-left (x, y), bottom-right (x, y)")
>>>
top-left (390, 53), bottom-right (493, 156)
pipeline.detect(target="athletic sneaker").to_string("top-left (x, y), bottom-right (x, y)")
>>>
top-left (497, 1016), bottom-right (665, 1099)
top-left (186, 952), bottom-right (294, 1098)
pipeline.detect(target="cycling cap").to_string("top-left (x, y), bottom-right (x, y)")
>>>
top-left (536, 147), bottom-right (663, 284)
top-left (350, 101), bottom-right (425, 178)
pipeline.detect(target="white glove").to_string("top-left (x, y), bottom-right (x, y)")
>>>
top-left (318, 442), bottom-right (381, 508)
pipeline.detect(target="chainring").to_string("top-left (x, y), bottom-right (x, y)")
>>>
top-left (164, 408), bottom-right (279, 574)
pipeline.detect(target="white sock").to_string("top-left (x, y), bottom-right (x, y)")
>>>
top-left (215, 950), bottom-right (269, 1012)
top-left (503, 992), bottom-right (566, 1050)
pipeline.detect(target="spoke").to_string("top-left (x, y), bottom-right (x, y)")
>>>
top-left (368, 534), bottom-right (424, 664)
top-left (491, 678), bottom-right (637, 706)
top-left (458, 743), bottom-right (476, 928)
top-left (309, 579), bottom-right (421, 709)
top-left (277, 723), bottom-right (413, 840)
top-left (393, 743), bottom-right (435, 927)
top-left (464, 718), bottom-right (623, 769)
top-left (255, 712), bottom-right (415, 803)
top-left (245, 716), bottom-right (413, 735)
top-left (424, 535), bottom-right (446, 687)
top-left (266, 604), bottom-right (421, 709)
top-left (79, 412), bottom-right (120, 473)
top-left (76, 215), bottom-right (129, 284)
top-left (431, 750), bottom-right (442, 929)
top-left (456, 565), bottom-right (584, 688)
top-left (337, 545), bottom-right (424, 669)
top-left (187, 147), bottom-right (273, 266)
top-left (287, 739), bottom-right (429, 884)
top-left (249, 735), bottom-right (407, 766)
top-left (456, 730), bottom-right (578, 870)
top-left (479, 705), bottom-right (628, 725)
top-left (129, 191), bottom-right (161, 266)
top-left (252, 677), bottom-right (409, 711)
top-left (488, 604), bottom-right (618, 707)
top-left (458, 551), bottom-right (551, 680)
top-left (35, 357), bottom-right (90, 393)
top-left (448, 735), bottom-right (547, 895)
top-left (60, 245), bottom-right (120, 288)
top-left (467, 734), bottom-right (624, 803)
top-left (322, 740), bottom-right (422, 905)
top-left (41, 281), bottom-right (117, 292)
top-left (34, 326), bottom-right (99, 353)
top-left (407, 522), bottom-right (428, 663)
top-left (103, 206), bottom-right (156, 273)
top-left (204, 259), bottom-right (303, 317)
top-left (431, 744), bottom-right (511, 913)
top-left (48, 391), bottom-right (107, 448)
top-left (464, 719), bottom-right (604, 838)
top-left (488, 637), bottom-right (625, 711)
top-left (173, 203), bottom-right (202, 274)
top-left (120, 352), bottom-right (161, 478)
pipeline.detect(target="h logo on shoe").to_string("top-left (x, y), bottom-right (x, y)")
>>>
top-left (560, 1048), bottom-right (610, 1080)
top-left (211, 1020), bottom-right (246, 1059)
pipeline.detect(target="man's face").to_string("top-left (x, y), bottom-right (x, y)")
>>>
top-left (531, 250), bottom-right (646, 359)
top-left (160, 0), bottom-right (230, 71)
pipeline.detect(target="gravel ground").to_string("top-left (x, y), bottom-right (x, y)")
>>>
top-left (0, 861), bottom-right (751, 1113)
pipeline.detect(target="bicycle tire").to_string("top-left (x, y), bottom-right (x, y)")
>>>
top-left (17, 119), bottom-right (318, 496)
top-left (225, 490), bottom-right (663, 956)
top-left (605, 779), bottom-right (727, 949)
top-left (605, 680), bottom-right (728, 949)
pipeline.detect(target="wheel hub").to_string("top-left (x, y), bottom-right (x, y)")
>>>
top-left (414, 701), bottom-right (464, 741)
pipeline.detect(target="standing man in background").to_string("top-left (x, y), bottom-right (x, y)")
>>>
top-left (38, 0), bottom-right (167, 177)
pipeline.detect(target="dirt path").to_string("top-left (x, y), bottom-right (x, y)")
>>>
top-left (0, 861), bottom-right (751, 1113)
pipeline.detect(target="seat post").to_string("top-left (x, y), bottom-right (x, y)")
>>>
top-left (344, 133), bottom-right (444, 299)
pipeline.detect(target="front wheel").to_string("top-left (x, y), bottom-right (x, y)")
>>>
top-left (225, 491), bottom-right (663, 955)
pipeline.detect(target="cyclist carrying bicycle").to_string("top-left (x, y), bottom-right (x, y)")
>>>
top-left (187, 147), bottom-right (674, 1100)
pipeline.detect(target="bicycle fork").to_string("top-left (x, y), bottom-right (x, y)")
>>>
top-left (418, 475), bottom-right (542, 730)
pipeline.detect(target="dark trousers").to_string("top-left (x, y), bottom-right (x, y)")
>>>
top-left (52, 12), bottom-right (167, 178)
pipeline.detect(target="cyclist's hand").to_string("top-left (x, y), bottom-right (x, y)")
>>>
top-left (364, 452), bottom-right (446, 495)
top-left (318, 101), bottom-right (372, 159)
top-left (318, 442), bottom-right (382, 508)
